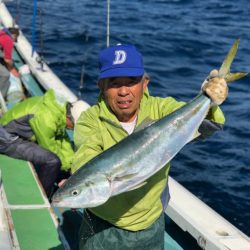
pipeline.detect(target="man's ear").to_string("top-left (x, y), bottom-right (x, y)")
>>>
top-left (142, 77), bottom-right (149, 91)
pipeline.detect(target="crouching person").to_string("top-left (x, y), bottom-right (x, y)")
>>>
top-left (0, 89), bottom-right (87, 197)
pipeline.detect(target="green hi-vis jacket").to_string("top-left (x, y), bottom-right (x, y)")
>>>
top-left (72, 90), bottom-right (225, 231)
top-left (0, 89), bottom-right (74, 171)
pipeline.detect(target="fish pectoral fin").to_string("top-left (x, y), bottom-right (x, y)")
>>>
top-left (128, 181), bottom-right (147, 191)
top-left (113, 173), bottom-right (147, 191)
top-left (114, 173), bottom-right (138, 181)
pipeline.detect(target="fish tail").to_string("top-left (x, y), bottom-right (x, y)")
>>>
top-left (225, 72), bottom-right (248, 83)
top-left (218, 39), bottom-right (248, 83)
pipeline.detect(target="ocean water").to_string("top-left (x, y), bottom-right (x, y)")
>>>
top-left (6, 0), bottom-right (250, 236)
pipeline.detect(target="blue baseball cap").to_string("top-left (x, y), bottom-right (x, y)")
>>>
top-left (98, 44), bottom-right (144, 79)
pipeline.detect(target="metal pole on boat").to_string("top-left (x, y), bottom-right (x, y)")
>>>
top-left (38, 7), bottom-right (45, 71)
top-left (78, 65), bottom-right (85, 98)
top-left (106, 0), bottom-right (110, 47)
top-left (31, 0), bottom-right (37, 57)
top-left (39, 8), bottom-right (43, 58)
top-left (14, 0), bottom-right (20, 26)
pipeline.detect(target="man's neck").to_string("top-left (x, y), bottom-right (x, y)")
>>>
top-left (120, 116), bottom-right (137, 135)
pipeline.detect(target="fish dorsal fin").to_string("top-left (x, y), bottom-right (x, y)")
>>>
top-left (133, 118), bottom-right (157, 133)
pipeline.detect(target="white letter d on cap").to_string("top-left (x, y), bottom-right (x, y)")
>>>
top-left (113, 50), bottom-right (127, 65)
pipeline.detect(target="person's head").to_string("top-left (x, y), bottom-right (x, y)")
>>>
top-left (66, 100), bottom-right (88, 129)
top-left (98, 44), bottom-right (149, 123)
top-left (8, 27), bottom-right (19, 42)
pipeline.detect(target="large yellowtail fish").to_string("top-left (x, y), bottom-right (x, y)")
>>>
top-left (52, 40), bottom-right (247, 208)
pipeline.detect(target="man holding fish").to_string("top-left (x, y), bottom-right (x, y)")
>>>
top-left (53, 43), bottom-right (232, 250)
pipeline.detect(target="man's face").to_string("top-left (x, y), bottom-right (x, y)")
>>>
top-left (99, 76), bottom-right (148, 123)
top-left (12, 34), bottom-right (18, 43)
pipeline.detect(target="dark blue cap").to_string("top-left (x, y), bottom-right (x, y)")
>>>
top-left (98, 44), bottom-right (144, 79)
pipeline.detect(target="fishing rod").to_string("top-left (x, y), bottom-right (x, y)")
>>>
top-left (31, 0), bottom-right (37, 57)
top-left (78, 65), bottom-right (85, 98)
top-left (31, 0), bottom-right (45, 71)
top-left (14, 0), bottom-right (20, 27)
top-left (106, 0), bottom-right (110, 48)
top-left (36, 7), bottom-right (45, 71)
top-left (78, 0), bottom-right (111, 97)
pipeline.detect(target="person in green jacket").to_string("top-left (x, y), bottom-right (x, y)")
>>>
top-left (0, 89), bottom-right (87, 197)
top-left (72, 44), bottom-right (228, 250)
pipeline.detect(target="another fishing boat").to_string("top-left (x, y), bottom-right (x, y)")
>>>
top-left (0, 2), bottom-right (249, 250)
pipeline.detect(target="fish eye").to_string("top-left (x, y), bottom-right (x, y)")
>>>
top-left (71, 189), bottom-right (80, 196)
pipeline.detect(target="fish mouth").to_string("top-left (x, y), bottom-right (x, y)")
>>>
top-left (51, 197), bottom-right (109, 209)
top-left (51, 192), bottom-right (65, 207)
top-left (51, 197), bottom-right (63, 207)
top-left (51, 201), bottom-right (64, 208)
top-left (51, 197), bottom-right (75, 208)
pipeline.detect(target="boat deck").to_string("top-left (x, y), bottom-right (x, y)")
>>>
top-left (0, 155), bottom-right (67, 250)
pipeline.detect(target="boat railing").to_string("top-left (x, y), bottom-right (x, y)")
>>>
top-left (166, 176), bottom-right (250, 249)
